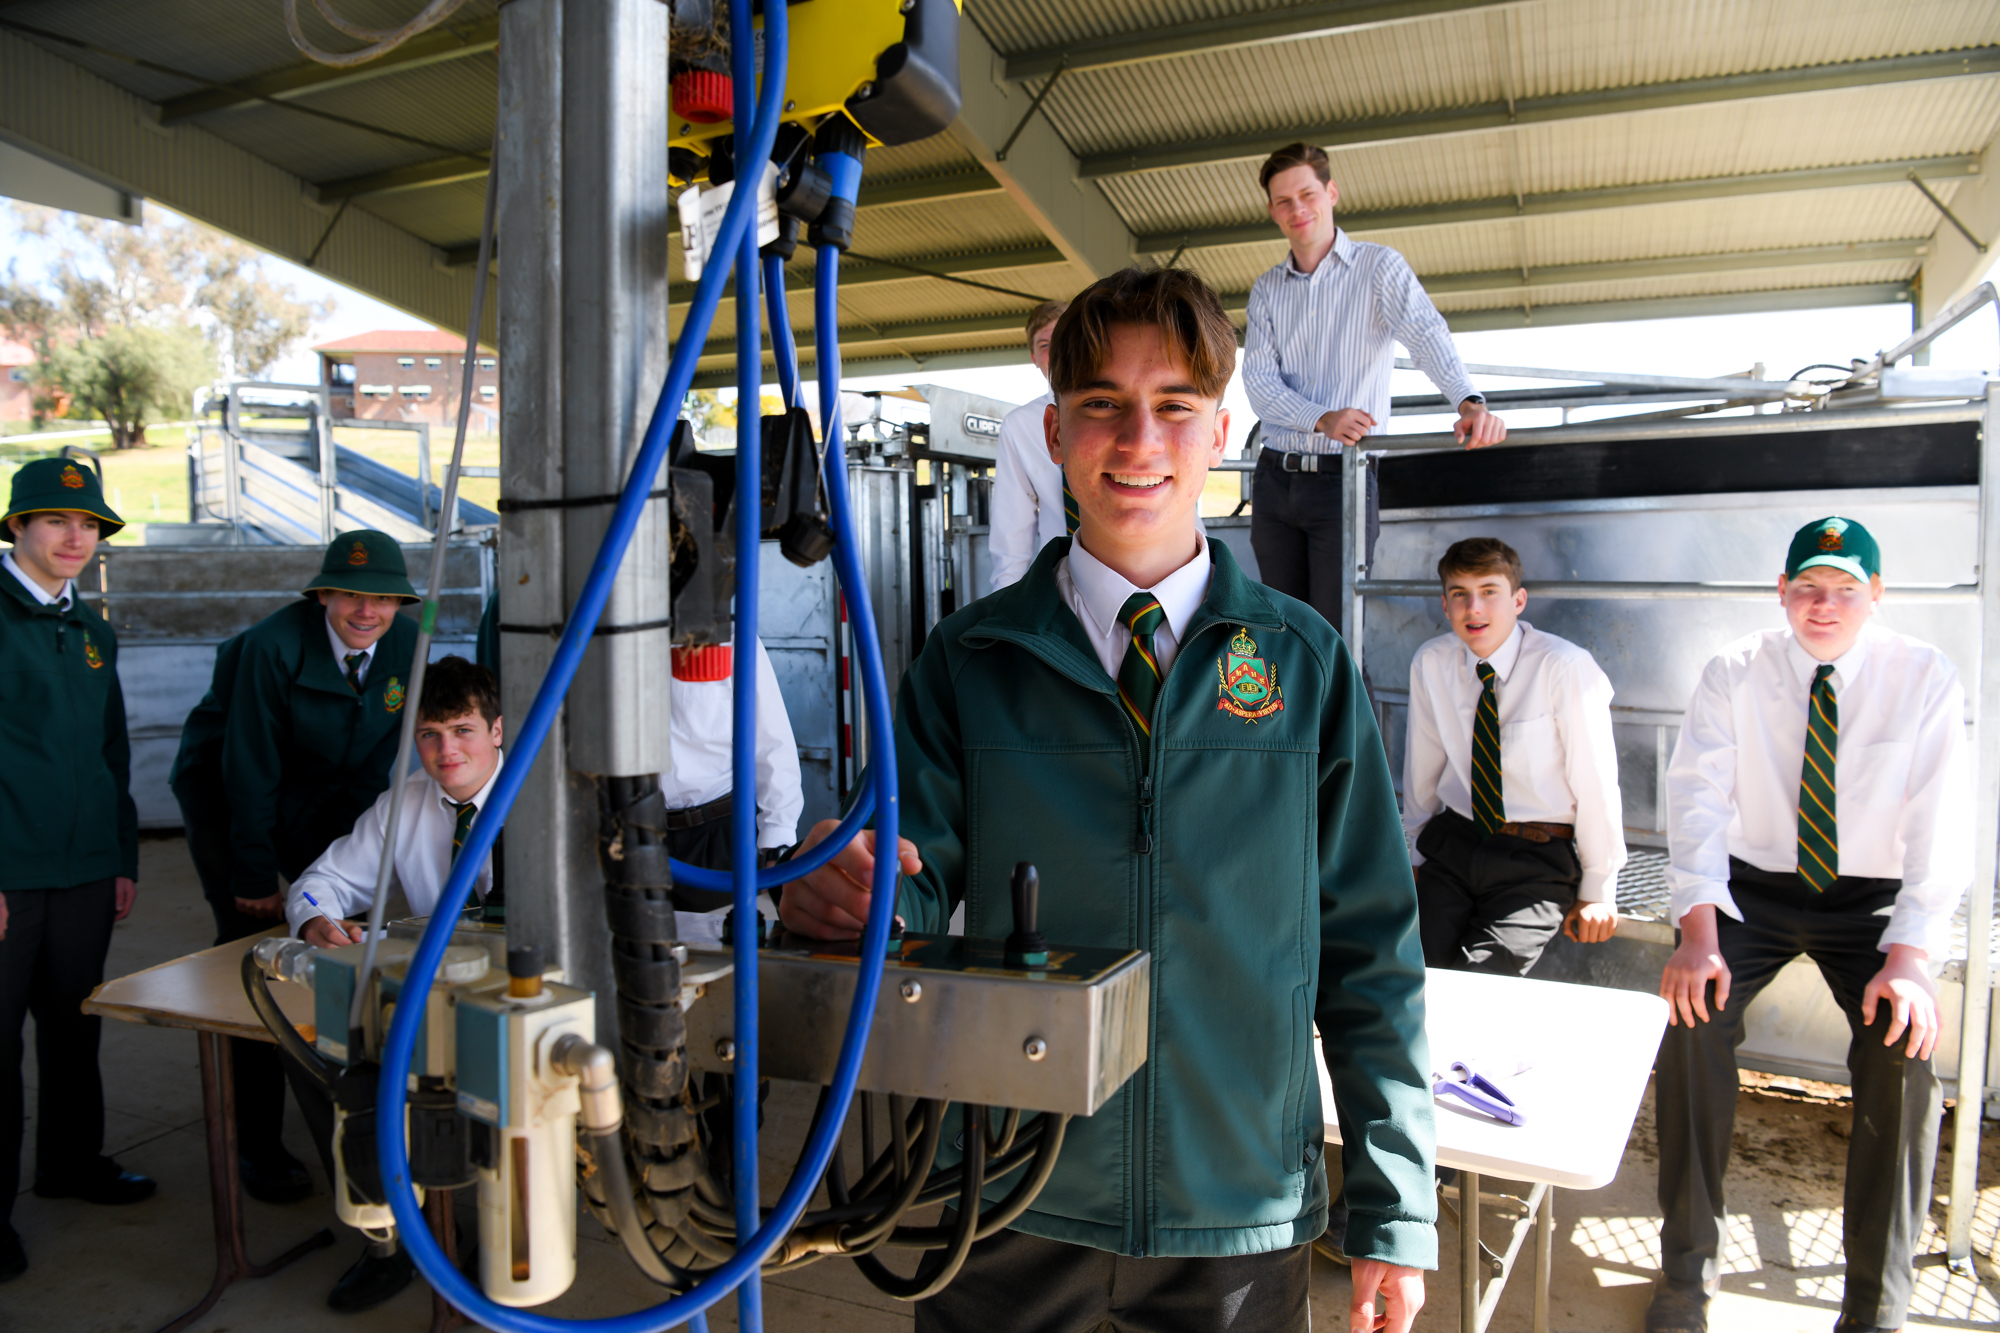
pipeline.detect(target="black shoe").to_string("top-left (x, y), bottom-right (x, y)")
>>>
top-left (327, 1245), bottom-right (414, 1315)
top-left (1645, 1280), bottom-right (1712, 1333)
top-left (32, 1159), bottom-right (157, 1206)
top-left (239, 1151), bottom-right (313, 1205)
top-left (0, 1226), bottom-right (24, 1283)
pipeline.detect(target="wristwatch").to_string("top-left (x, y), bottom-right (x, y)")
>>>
top-left (1461, 394), bottom-right (1486, 407)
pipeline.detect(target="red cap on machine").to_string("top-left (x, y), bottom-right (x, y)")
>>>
top-left (672, 70), bottom-right (734, 125)
top-left (672, 645), bottom-right (733, 682)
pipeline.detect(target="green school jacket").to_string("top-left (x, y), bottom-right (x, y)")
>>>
top-left (893, 538), bottom-right (1437, 1266)
top-left (0, 569), bottom-right (138, 890)
top-left (170, 598), bottom-right (417, 902)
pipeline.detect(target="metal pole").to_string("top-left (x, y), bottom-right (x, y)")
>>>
top-left (1533, 1184), bottom-right (1553, 1333)
top-left (1342, 445), bottom-right (1365, 664)
top-left (1459, 1169), bottom-right (1481, 1333)
top-left (1946, 381), bottom-right (2000, 1267)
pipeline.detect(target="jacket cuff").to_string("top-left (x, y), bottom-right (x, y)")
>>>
top-left (1342, 1214), bottom-right (1438, 1272)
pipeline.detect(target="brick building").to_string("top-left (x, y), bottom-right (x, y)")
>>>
top-left (314, 329), bottom-right (498, 429)
top-left (0, 340), bottom-right (34, 422)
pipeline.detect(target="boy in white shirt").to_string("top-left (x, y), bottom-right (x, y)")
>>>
top-left (1649, 517), bottom-right (1972, 1333)
top-left (986, 300), bottom-right (1069, 592)
top-left (288, 654), bottom-right (502, 945)
top-left (1403, 537), bottom-right (1624, 974)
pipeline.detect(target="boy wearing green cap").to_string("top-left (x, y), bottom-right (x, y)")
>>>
top-left (168, 530), bottom-right (419, 1248)
top-left (0, 459), bottom-right (150, 1284)
top-left (1649, 517), bottom-right (1971, 1333)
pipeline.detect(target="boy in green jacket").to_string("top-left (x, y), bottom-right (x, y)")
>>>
top-left (782, 268), bottom-right (1436, 1332)
top-left (168, 530), bottom-right (418, 1263)
top-left (0, 460), bottom-right (149, 1284)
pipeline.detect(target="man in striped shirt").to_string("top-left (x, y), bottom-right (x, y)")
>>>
top-left (1243, 141), bottom-right (1505, 637)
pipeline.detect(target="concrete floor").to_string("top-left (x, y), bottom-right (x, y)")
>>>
top-left (6, 833), bottom-right (2000, 1332)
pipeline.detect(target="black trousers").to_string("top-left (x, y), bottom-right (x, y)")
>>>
top-left (1655, 860), bottom-right (1942, 1328)
top-left (1, 878), bottom-right (116, 1228)
top-left (1249, 449), bottom-right (1379, 640)
top-left (914, 1228), bottom-right (1311, 1333)
top-left (182, 811), bottom-right (291, 1164)
top-left (1414, 809), bottom-right (1581, 976)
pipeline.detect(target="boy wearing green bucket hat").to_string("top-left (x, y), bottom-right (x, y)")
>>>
top-left (0, 459), bottom-right (151, 1284)
top-left (1649, 516), bottom-right (1972, 1333)
top-left (168, 529), bottom-right (421, 1305)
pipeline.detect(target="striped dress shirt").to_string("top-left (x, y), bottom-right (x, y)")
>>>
top-left (1242, 229), bottom-right (1478, 456)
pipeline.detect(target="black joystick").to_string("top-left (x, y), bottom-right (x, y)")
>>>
top-left (1004, 862), bottom-right (1049, 968)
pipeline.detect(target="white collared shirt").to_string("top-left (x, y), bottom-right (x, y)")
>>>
top-left (1402, 622), bottom-right (1628, 903)
top-left (1056, 532), bottom-right (1212, 681)
top-left (327, 618), bottom-right (377, 686)
top-left (3, 550), bottom-right (71, 609)
top-left (1664, 623), bottom-right (1973, 957)
top-left (988, 392), bottom-right (1067, 593)
top-left (285, 752), bottom-right (504, 935)
top-left (660, 637), bottom-right (805, 850)
top-left (1242, 229), bottom-right (1479, 456)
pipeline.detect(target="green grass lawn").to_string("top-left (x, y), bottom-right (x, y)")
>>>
top-left (0, 426), bottom-right (196, 545)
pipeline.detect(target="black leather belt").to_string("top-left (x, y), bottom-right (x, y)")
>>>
top-left (1273, 450), bottom-right (1331, 473)
top-left (664, 793), bottom-right (734, 830)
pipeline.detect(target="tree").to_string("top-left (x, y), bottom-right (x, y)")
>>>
top-left (0, 203), bottom-right (331, 443)
top-left (40, 325), bottom-right (214, 449)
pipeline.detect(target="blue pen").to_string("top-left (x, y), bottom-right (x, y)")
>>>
top-left (300, 890), bottom-right (357, 943)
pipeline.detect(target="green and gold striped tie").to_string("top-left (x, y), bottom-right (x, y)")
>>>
top-left (1062, 475), bottom-right (1080, 535)
top-left (344, 651), bottom-right (366, 693)
top-left (1116, 593), bottom-right (1167, 755)
top-left (451, 800), bottom-right (478, 867)
top-left (1798, 664), bottom-right (1839, 891)
top-left (1471, 660), bottom-right (1504, 835)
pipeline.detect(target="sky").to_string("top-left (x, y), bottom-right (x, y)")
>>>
top-left (8, 200), bottom-right (1999, 447)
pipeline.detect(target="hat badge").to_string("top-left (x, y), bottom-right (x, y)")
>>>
top-left (346, 540), bottom-right (369, 567)
top-left (59, 465), bottom-right (84, 490)
top-left (1817, 517), bottom-right (1848, 551)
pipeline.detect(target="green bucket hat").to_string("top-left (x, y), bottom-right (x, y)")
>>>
top-left (1785, 515), bottom-right (1880, 584)
top-left (2, 457), bottom-right (125, 541)
top-left (303, 529), bottom-right (420, 603)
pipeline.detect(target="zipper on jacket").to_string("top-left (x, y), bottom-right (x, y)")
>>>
top-left (1130, 715), bottom-right (1164, 1254)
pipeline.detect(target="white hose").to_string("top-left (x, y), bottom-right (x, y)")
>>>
top-left (282, 0), bottom-right (473, 69)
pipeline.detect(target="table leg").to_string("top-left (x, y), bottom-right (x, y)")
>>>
top-left (1533, 1186), bottom-right (1554, 1333)
top-left (1460, 1169), bottom-right (1481, 1333)
top-left (428, 1186), bottom-right (471, 1333)
top-left (151, 1031), bottom-right (334, 1333)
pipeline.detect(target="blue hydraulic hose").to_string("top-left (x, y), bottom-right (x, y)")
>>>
top-left (763, 252), bottom-right (798, 409)
top-left (668, 784), bottom-right (874, 893)
top-left (727, 9), bottom-right (764, 1325)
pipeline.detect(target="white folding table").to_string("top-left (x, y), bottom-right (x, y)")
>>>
top-left (1319, 968), bottom-right (1669, 1333)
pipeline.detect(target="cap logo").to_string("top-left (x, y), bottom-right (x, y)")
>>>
top-left (59, 465), bottom-right (84, 490)
top-left (346, 540), bottom-right (369, 567)
top-left (1817, 518), bottom-right (1848, 552)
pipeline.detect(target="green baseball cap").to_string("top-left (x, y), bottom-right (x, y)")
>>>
top-left (1785, 515), bottom-right (1880, 584)
top-left (303, 529), bottom-right (419, 603)
top-left (2, 457), bottom-right (125, 541)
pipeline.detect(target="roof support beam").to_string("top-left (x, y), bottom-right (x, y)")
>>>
top-left (0, 28), bottom-right (492, 346)
top-left (1005, 0), bottom-right (1505, 82)
top-left (316, 153), bottom-right (488, 201)
top-left (1081, 46), bottom-right (2000, 179)
top-left (861, 169), bottom-right (1002, 207)
top-left (1422, 239), bottom-right (1929, 296)
top-left (158, 14), bottom-right (499, 123)
top-left (1138, 156), bottom-right (1984, 252)
top-left (698, 310), bottom-right (1026, 360)
top-left (1438, 283), bottom-right (1913, 332)
top-left (690, 344), bottom-right (1029, 390)
top-left (1918, 131), bottom-right (2000, 322)
top-left (951, 20), bottom-right (1133, 279)
top-left (665, 244), bottom-right (1066, 304)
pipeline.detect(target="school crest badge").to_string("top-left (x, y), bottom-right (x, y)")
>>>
top-left (59, 464), bottom-right (84, 490)
top-left (347, 539), bottom-right (370, 566)
top-left (384, 677), bottom-right (405, 712)
top-left (1818, 517), bottom-right (1847, 551)
top-left (83, 635), bottom-right (103, 669)
top-left (1216, 628), bottom-right (1283, 722)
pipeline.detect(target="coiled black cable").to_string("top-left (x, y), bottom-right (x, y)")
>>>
top-left (241, 948), bottom-right (336, 1090)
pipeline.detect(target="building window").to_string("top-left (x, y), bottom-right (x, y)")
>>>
top-left (478, 358), bottom-right (496, 370)
top-left (397, 356), bottom-right (415, 368)
top-left (424, 357), bottom-right (442, 369)
top-left (479, 384), bottom-right (497, 398)
top-left (359, 384), bottom-right (393, 397)
top-left (328, 362), bottom-right (356, 387)
top-left (399, 384), bottom-right (432, 398)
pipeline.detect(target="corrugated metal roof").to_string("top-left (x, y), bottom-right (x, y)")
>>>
top-left (3, 0), bottom-right (1992, 374)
